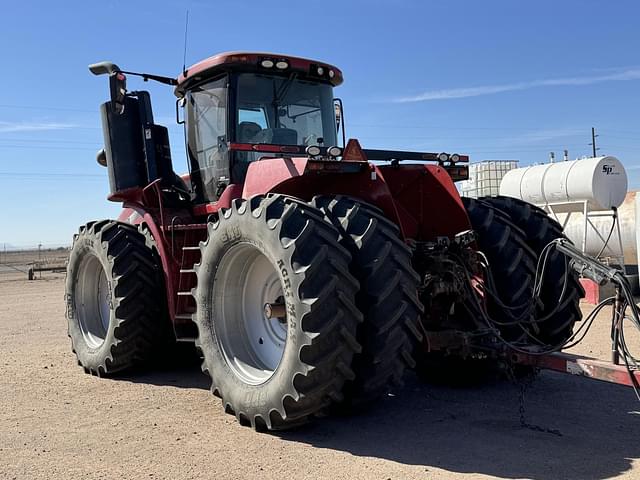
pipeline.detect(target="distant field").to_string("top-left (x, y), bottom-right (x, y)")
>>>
top-left (0, 248), bottom-right (69, 281)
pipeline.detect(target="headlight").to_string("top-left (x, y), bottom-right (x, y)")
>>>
top-left (306, 145), bottom-right (321, 156)
top-left (327, 146), bottom-right (342, 158)
top-left (437, 152), bottom-right (449, 162)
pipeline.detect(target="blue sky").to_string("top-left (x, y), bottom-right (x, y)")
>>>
top-left (1, 0), bottom-right (639, 246)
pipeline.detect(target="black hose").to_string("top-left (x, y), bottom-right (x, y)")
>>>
top-left (595, 207), bottom-right (618, 260)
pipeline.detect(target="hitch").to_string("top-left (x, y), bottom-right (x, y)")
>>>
top-left (512, 351), bottom-right (640, 388)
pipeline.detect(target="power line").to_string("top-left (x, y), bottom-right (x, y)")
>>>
top-left (350, 122), bottom-right (589, 132)
top-left (0, 144), bottom-right (98, 151)
top-left (0, 104), bottom-right (96, 113)
top-left (0, 172), bottom-right (103, 178)
top-left (0, 137), bottom-right (102, 145)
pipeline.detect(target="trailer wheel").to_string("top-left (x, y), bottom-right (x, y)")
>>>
top-left (193, 194), bottom-right (362, 430)
top-left (480, 196), bottom-right (583, 345)
top-left (65, 220), bottom-right (168, 375)
top-left (311, 195), bottom-right (423, 408)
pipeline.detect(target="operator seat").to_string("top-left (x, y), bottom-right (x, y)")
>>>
top-left (253, 128), bottom-right (297, 145)
top-left (238, 121), bottom-right (262, 142)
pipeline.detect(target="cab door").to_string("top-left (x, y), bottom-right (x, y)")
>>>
top-left (185, 76), bottom-right (229, 203)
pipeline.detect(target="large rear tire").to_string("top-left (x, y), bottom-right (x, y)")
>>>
top-left (463, 197), bottom-right (538, 341)
top-left (479, 195), bottom-right (583, 345)
top-left (65, 220), bottom-right (169, 375)
top-left (311, 196), bottom-right (423, 407)
top-left (193, 195), bottom-right (362, 430)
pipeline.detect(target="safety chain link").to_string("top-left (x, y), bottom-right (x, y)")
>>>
top-left (507, 363), bottom-right (562, 436)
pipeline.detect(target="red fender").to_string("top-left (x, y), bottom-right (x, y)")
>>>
top-left (117, 205), bottom-right (181, 322)
top-left (241, 157), bottom-right (471, 242)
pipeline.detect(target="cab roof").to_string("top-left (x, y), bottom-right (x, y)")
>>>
top-left (175, 51), bottom-right (343, 96)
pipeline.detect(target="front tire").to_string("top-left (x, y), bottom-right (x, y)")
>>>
top-left (65, 220), bottom-right (168, 375)
top-left (193, 195), bottom-right (362, 430)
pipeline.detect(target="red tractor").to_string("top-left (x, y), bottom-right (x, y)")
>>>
top-left (66, 52), bottom-right (585, 430)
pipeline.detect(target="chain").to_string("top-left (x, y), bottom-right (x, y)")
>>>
top-left (507, 363), bottom-right (563, 437)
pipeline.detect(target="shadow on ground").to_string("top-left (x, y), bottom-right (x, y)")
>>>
top-left (281, 371), bottom-right (640, 480)
top-left (115, 361), bottom-right (640, 480)
top-left (116, 347), bottom-right (210, 390)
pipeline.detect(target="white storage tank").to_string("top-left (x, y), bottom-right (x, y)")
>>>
top-left (499, 156), bottom-right (628, 210)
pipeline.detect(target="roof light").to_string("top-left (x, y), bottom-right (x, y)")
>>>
top-left (317, 66), bottom-right (324, 76)
top-left (450, 153), bottom-right (460, 163)
top-left (327, 146), bottom-right (342, 158)
top-left (329, 70), bottom-right (335, 78)
top-left (437, 152), bottom-right (449, 162)
top-left (306, 145), bottom-right (321, 156)
top-left (261, 59), bottom-right (274, 68)
top-left (275, 60), bottom-right (289, 70)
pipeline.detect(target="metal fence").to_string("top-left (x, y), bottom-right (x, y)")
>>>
top-left (0, 248), bottom-right (69, 281)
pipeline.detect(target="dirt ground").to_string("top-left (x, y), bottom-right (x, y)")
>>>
top-left (1, 277), bottom-right (640, 480)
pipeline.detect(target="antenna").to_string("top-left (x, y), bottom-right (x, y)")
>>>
top-left (182, 10), bottom-right (190, 77)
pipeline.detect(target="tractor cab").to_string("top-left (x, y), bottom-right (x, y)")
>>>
top-left (176, 52), bottom-right (344, 204)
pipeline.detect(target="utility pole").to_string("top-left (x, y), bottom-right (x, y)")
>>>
top-left (589, 127), bottom-right (600, 157)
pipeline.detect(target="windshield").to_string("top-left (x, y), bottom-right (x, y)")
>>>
top-left (235, 73), bottom-right (337, 147)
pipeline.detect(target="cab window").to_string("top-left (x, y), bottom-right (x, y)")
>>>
top-left (186, 76), bottom-right (228, 202)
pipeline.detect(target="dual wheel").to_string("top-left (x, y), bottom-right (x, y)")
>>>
top-left (65, 221), bottom-right (170, 375)
top-left (416, 196), bottom-right (583, 384)
top-left (193, 194), bottom-right (423, 429)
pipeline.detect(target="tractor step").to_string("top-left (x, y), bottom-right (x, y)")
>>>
top-left (175, 313), bottom-right (194, 321)
top-left (179, 269), bottom-right (196, 274)
top-left (177, 291), bottom-right (193, 296)
top-left (182, 246), bottom-right (201, 251)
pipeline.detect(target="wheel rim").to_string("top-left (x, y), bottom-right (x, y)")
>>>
top-left (76, 254), bottom-right (111, 349)
top-left (214, 243), bottom-right (287, 385)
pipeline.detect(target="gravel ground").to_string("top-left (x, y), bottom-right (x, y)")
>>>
top-left (1, 277), bottom-right (639, 480)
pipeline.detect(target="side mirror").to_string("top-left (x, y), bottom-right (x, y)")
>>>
top-left (96, 148), bottom-right (107, 167)
top-left (88, 61), bottom-right (127, 114)
top-left (176, 97), bottom-right (186, 125)
top-left (334, 99), bottom-right (342, 132)
top-left (88, 61), bottom-right (121, 76)
top-left (333, 98), bottom-right (345, 147)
